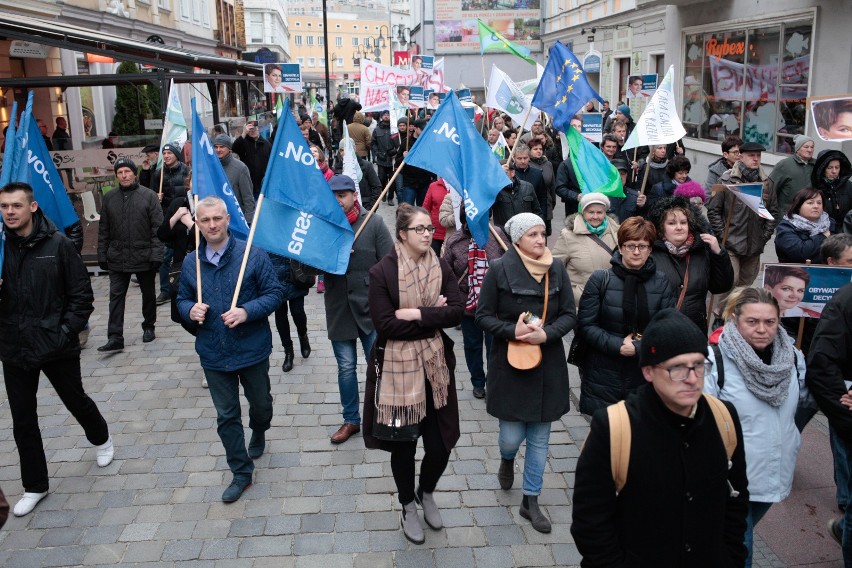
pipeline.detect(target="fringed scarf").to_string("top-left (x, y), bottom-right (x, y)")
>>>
top-left (466, 240), bottom-right (489, 312)
top-left (664, 233), bottom-right (695, 258)
top-left (377, 243), bottom-right (450, 426)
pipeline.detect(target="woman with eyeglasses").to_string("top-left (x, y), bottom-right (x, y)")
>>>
top-left (576, 216), bottom-right (676, 416)
top-left (475, 213), bottom-right (577, 534)
top-left (363, 204), bottom-right (464, 545)
top-left (704, 287), bottom-right (805, 568)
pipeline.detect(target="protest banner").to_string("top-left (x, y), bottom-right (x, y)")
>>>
top-left (580, 113), bottom-right (603, 144)
top-left (41, 147), bottom-right (147, 171)
top-left (264, 63), bottom-right (301, 93)
top-left (622, 66), bottom-right (686, 151)
top-left (456, 88), bottom-right (472, 103)
top-left (763, 263), bottom-right (852, 318)
top-left (360, 58), bottom-right (445, 111)
top-left (810, 95), bottom-right (852, 142)
top-left (412, 55), bottom-right (434, 73)
top-left (709, 55), bottom-right (809, 103)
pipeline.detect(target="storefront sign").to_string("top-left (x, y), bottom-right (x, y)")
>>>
top-left (583, 50), bottom-right (601, 74)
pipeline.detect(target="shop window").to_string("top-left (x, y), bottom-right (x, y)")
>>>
top-left (682, 19), bottom-right (813, 154)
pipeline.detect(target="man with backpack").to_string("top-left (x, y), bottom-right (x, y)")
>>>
top-left (571, 309), bottom-right (749, 567)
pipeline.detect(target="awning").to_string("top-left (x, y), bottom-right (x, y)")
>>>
top-left (0, 10), bottom-right (263, 76)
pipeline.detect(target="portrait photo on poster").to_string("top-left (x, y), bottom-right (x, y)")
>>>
top-left (762, 263), bottom-right (852, 318)
top-left (626, 74), bottom-right (657, 99)
top-left (264, 63), bottom-right (301, 93)
top-left (811, 95), bottom-right (852, 141)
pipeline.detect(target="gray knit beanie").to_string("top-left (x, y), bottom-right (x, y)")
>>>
top-left (794, 134), bottom-right (814, 153)
top-left (505, 213), bottom-right (545, 243)
top-left (213, 134), bottom-right (232, 149)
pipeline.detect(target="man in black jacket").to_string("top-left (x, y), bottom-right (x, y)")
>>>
top-left (97, 158), bottom-right (164, 352)
top-left (231, 121), bottom-right (272, 200)
top-left (152, 143), bottom-right (190, 305)
top-left (808, 283), bottom-right (852, 557)
top-left (512, 144), bottom-right (548, 233)
top-left (0, 182), bottom-right (114, 517)
top-left (371, 111), bottom-right (399, 205)
top-left (572, 309), bottom-right (748, 567)
top-left (491, 162), bottom-right (541, 229)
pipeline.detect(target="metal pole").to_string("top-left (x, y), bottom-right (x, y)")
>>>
top-left (322, 0), bottom-right (331, 106)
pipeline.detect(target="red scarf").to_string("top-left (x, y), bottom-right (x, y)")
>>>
top-left (346, 201), bottom-right (361, 224)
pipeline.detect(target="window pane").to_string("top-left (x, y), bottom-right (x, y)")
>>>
top-left (741, 26), bottom-right (780, 148)
top-left (336, 36), bottom-right (342, 47)
top-left (307, 36), bottom-right (314, 45)
top-left (683, 33), bottom-right (706, 138)
top-left (353, 37), bottom-right (359, 46)
top-left (782, 21), bottom-right (811, 86)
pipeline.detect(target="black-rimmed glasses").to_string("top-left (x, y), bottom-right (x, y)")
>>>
top-left (656, 360), bottom-right (713, 382)
top-left (403, 225), bottom-right (436, 235)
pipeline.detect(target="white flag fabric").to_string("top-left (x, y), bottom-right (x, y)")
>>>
top-left (341, 120), bottom-right (363, 207)
top-left (726, 183), bottom-right (774, 221)
top-left (387, 87), bottom-right (406, 136)
top-left (491, 131), bottom-right (508, 160)
top-left (158, 81), bottom-right (188, 167)
top-left (621, 65), bottom-right (686, 151)
top-left (486, 64), bottom-right (541, 131)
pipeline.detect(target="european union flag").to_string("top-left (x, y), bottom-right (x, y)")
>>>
top-left (532, 42), bottom-right (604, 132)
top-left (10, 92), bottom-right (79, 229)
top-left (404, 90), bottom-right (509, 248)
top-left (190, 98), bottom-right (250, 238)
top-left (251, 100), bottom-right (354, 275)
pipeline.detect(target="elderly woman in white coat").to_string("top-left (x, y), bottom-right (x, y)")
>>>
top-left (704, 286), bottom-right (806, 568)
top-left (552, 192), bottom-right (620, 306)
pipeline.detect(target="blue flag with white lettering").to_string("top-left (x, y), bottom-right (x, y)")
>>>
top-left (0, 100), bottom-right (16, 279)
top-left (252, 100), bottom-right (354, 275)
top-left (12, 92), bottom-right (79, 229)
top-left (404, 90), bottom-right (509, 247)
top-left (190, 98), bottom-right (250, 238)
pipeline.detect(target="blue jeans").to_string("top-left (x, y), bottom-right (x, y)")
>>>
top-left (832, 425), bottom-right (851, 509)
top-left (203, 359), bottom-right (273, 480)
top-left (498, 420), bottom-right (552, 495)
top-left (159, 245), bottom-right (174, 294)
top-left (744, 501), bottom-right (773, 568)
top-left (399, 186), bottom-right (417, 206)
top-left (460, 315), bottom-right (492, 389)
top-left (331, 330), bottom-right (376, 425)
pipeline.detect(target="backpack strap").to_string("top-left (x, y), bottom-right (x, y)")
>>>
top-left (703, 394), bottom-right (737, 462)
top-left (607, 401), bottom-right (631, 494)
top-left (711, 343), bottom-right (725, 390)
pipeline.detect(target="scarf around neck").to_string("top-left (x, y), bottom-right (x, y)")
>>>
top-left (378, 243), bottom-right (449, 426)
top-left (719, 320), bottom-right (796, 407)
top-left (513, 244), bottom-right (553, 283)
top-left (739, 164), bottom-right (762, 182)
top-left (466, 240), bottom-right (489, 312)
top-left (787, 212), bottom-right (831, 236)
top-left (612, 258), bottom-right (653, 335)
top-left (585, 216), bottom-right (608, 236)
top-left (346, 201), bottom-right (361, 224)
top-left (664, 233), bottom-right (695, 258)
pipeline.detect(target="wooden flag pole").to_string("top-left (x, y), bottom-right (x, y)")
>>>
top-left (795, 260), bottom-right (812, 350)
top-left (490, 223), bottom-right (508, 251)
top-left (230, 194), bottom-right (265, 310)
top-left (506, 104), bottom-right (535, 166)
top-left (352, 160), bottom-right (406, 244)
top-left (631, 147), bottom-right (639, 185)
top-left (638, 146), bottom-right (652, 195)
top-left (157, 163), bottom-right (165, 202)
top-left (706, 193), bottom-right (737, 331)
top-left (194, 194), bottom-right (202, 304)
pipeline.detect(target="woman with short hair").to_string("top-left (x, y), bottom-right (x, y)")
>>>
top-left (775, 187), bottom-right (834, 264)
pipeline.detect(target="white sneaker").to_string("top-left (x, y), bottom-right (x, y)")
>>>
top-left (13, 492), bottom-right (47, 516)
top-left (202, 378), bottom-right (208, 388)
top-left (96, 436), bottom-right (114, 467)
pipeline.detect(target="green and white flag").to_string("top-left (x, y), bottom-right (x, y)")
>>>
top-left (157, 81), bottom-right (187, 167)
top-left (341, 120), bottom-right (362, 192)
top-left (486, 64), bottom-right (540, 130)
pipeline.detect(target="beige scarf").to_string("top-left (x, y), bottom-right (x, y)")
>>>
top-left (513, 244), bottom-right (553, 283)
top-left (378, 242), bottom-right (450, 426)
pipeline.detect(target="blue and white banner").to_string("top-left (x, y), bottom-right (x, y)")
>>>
top-left (191, 98), bottom-right (250, 238)
top-left (252, 101), bottom-right (354, 274)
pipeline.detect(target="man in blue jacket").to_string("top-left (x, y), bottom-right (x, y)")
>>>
top-left (177, 196), bottom-right (283, 503)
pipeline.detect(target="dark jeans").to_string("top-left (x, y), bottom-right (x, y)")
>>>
top-left (460, 315), bottom-right (492, 389)
top-left (390, 383), bottom-right (451, 505)
top-left (3, 358), bottom-right (109, 493)
top-left (400, 185), bottom-right (428, 207)
top-left (203, 359), bottom-right (273, 480)
top-left (108, 269), bottom-right (157, 342)
top-left (430, 239), bottom-right (443, 256)
top-left (274, 297), bottom-right (307, 348)
top-left (159, 246), bottom-right (174, 294)
top-left (378, 164), bottom-right (395, 200)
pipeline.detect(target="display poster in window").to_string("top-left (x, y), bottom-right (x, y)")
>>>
top-left (810, 95), bottom-right (852, 141)
top-left (626, 74), bottom-right (656, 99)
top-left (264, 63), bottom-right (302, 93)
top-left (580, 113), bottom-right (603, 144)
top-left (434, 2), bottom-right (541, 55)
top-left (762, 263), bottom-right (852, 318)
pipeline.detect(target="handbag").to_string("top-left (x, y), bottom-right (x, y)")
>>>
top-left (289, 260), bottom-right (318, 289)
top-left (372, 346), bottom-right (421, 442)
top-left (507, 272), bottom-right (549, 371)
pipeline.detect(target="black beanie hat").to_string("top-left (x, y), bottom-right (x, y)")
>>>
top-left (639, 309), bottom-right (708, 367)
top-left (113, 157), bottom-right (137, 174)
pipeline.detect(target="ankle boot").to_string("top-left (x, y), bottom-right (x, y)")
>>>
top-left (400, 500), bottom-right (425, 544)
top-left (282, 342), bottom-right (295, 373)
top-left (520, 495), bottom-right (551, 533)
top-left (498, 458), bottom-right (515, 490)
top-left (415, 486), bottom-right (443, 530)
top-left (298, 333), bottom-right (311, 358)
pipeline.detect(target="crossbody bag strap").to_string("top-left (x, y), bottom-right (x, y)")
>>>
top-left (541, 271), bottom-right (550, 325)
top-left (586, 233), bottom-right (614, 255)
top-left (675, 254), bottom-right (691, 311)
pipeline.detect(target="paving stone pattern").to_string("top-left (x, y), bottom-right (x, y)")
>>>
top-left (0, 205), bottom-right (785, 566)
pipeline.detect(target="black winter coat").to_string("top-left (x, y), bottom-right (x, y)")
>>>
top-left (157, 195), bottom-right (196, 268)
top-left (363, 250), bottom-right (465, 453)
top-left (555, 159), bottom-right (582, 213)
top-left (371, 121), bottom-right (399, 168)
top-left (0, 211), bottom-right (94, 369)
top-left (232, 135), bottom-right (272, 197)
top-left (475, 247), bottom-right (577, 422)
top-left (491, 178), bottom-right (541, 229)
top-left (514, 166), bottom-right (547, 219)
top-left (774, 218), bottom-right (830, 264)
top-left (576, 253), bottom-right (677, 415)
top-left (650, 235), bottom-right (734, 331)
top-left (571, 385), bottom-right (749, 567)
top-left (152, 162), bottom-right (190, 212)
top-left (811, 149), bottom-right (852, 229)
top-left (98, 182), bottom-right (164, 272)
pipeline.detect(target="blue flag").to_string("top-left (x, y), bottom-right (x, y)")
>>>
top-left (190, 98), bottom-right (250, 238)
top-left (404, 90), bottom-right (509, 247)
top-left (0, 101), bottom-right (15, 278)
top-left (532, 42), bottom-right (605, 132)
top-left (252, 100), bottom-right (354, 275)
top-left (12, 92), bottom-right (78, 229)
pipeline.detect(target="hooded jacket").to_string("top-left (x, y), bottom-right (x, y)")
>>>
top-left (811, 149), bottom-right (852, 229)
top-left (371, 119), bottom-right (399, 167)
top-left (0, 210), bottom-right (94, 368)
